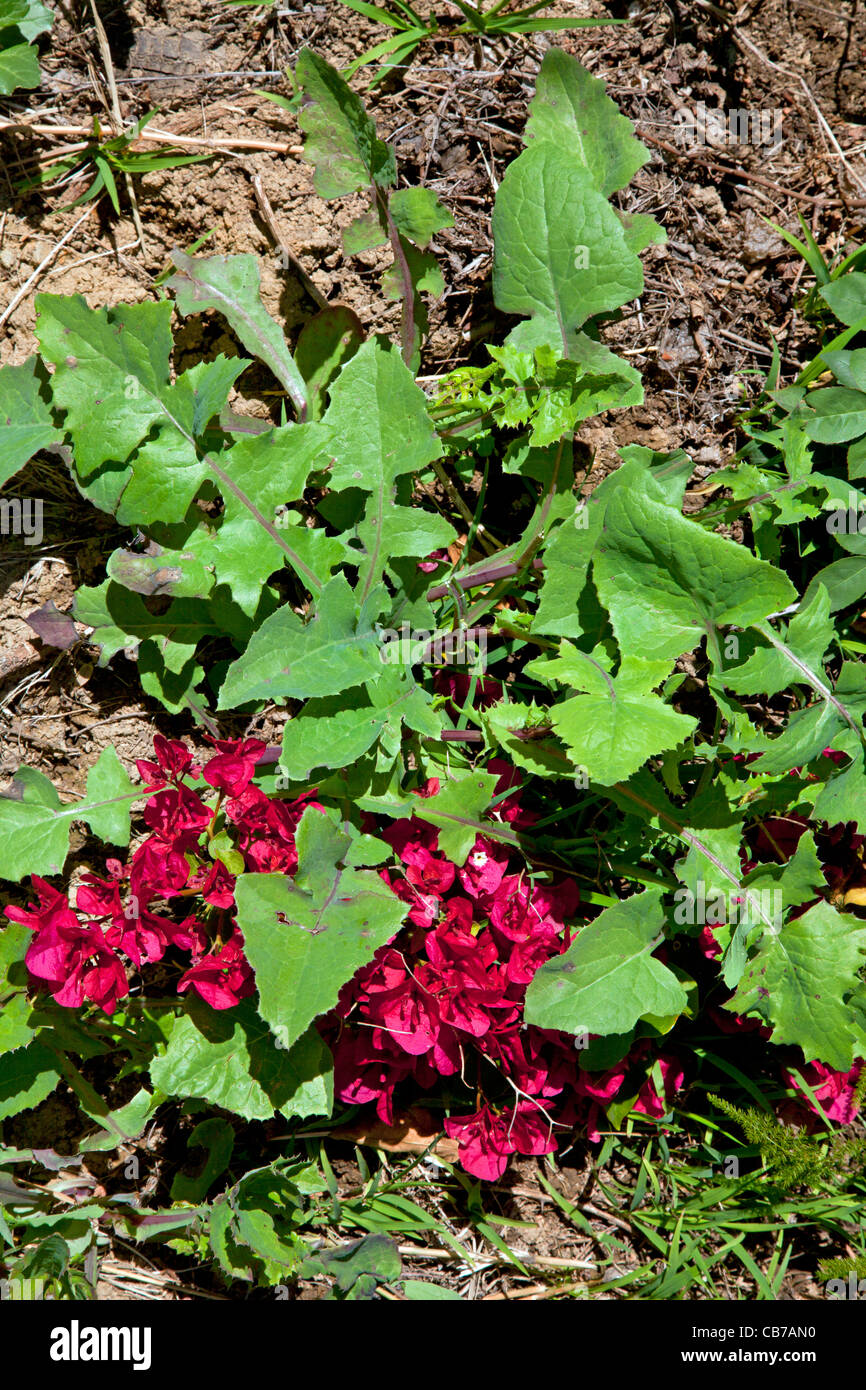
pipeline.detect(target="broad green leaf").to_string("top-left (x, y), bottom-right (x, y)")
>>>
top-left (530, 637), bottom-right (695, 779)
top-left (77, 1088), bottom-right (161, 1153)
top-left (738, 700), bottom-right (841, 776)
top-left (5, 0), bottom-right (52, 44)
top-left (504, 320), bottom-right (642, 408)
top-left (492, 143), bottom-right (643, 349)
top-left (604, 771), bottom-right (778, 954)
top-left (0, 0), bottom-right (50, 93)
top-left (106, 540), bottom-right (216, 602)
top-left (35, 295), bottom-right (176, 480)
top-left (728, 901), bottom-right (866, 1070)
top-left (37, 295), bottom-right (313, 572)
top-left (389, 187), bottom-right (453, 248)
top-left (343, 209), bottom-right (389, 255)
top-left (482, 699), bottom-right (573, 780)
top-left (323, 336), bottom-right (443, 493)
top-left (524, 47), bottom-right (649, 197)
top-left (524, 890), bottom-right (687, 1036)
top-left (279, 666), bottom-right (441, 779)
top-left (0, 994), bottom-right (37, 1053)
top-left (0, 920), bottom-right (29, 988)
top-left (617, 209), bottom-right (666, 255)
top-left (169, 250), bottom-right (308, 418)
top-left (0, 1042), bottom-right (60, 1120)
top-left (802, 557), bottom-right (866, 613)
top-left (533, 458), bottom-right (658, 638)
top-left (804, 387), bottom-right (866, 444)
top-left (170, 1118), bottom-right (234, 1202)
top-left (743, 828), bottom-right (824, 911)
top-left (823, 347), bottom-right (866, 392)
top-left (0, 40), bottom-right (39, 94)
top-left (403, 1281), bottom-right (463, 1301)
top-left (234, 808), bottom-right (407, 1051)
top-left (304, 1233), bottom-right (401, 1298)
top-left (813, 749), bottom-right (866, 834)
top-left (354, 502), bottom-right (455, 599)
top-left (0, 750), bottom-right (138, 881)
top-left (296, 47), bottom-right (396, 198)
top-left (401, 771), bottom-right (500, 864)
top-left (218, 573), bottom-right (383, 708)
top-left (361, 767), bottom-right (505, 861)
top-left (213, 421), bottom-right (336, 606)
top-left (116, 357), bottom-right (247, 524)
top-left (551, 680), bottom-right (696, 783)
top-left (82, 745), bottom-right (137, 845)
top-left (73, 579), bottom-right (220, 670)
top-left (150, 1002), bottom-right (332, 1122)
top-left (593, 487), bottom-right (797, 665)
top-left (721, 585), bottom-right (833, 697)
top-left (819, 273), bottom-right (866, 327)
top-left (0, 358), bottom-right (58, 483)
top-left (735, 657), bottom-right (866, 767)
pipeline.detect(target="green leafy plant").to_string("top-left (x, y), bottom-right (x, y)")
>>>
top-left (18, 111), bottom-right (215, 214)
top-left (331, 1), bottom-right (622, 86)
top-left (3, 45), bottom-right (866, 1294)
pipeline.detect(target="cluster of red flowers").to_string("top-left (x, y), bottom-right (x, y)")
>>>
top-left (324, 761), bottom-right (687, 1178)
top-left (5, 734), bottom-right (316, 1016)
top-left (4, 735), bottom-right (862, 1180)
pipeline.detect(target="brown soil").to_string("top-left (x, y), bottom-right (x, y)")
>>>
top-left (2, 0), bottom-right (865, 1301)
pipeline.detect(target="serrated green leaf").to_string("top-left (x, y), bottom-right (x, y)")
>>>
top-left (35, 295), bottom-right (175, 481)
top-left (593, 486), bottom-right (797, 665)
top-left (234, 808), bottom-right (407, 1051)
top-left (279, 666), bottom-right (441, 779)
top-left (728, 901), bottom-right (866, 1070)
top-left (823, 347), bottom-right (866, 393)
top-left (403, 771), bottom-right (500, 864)
top-left (813, 748), bottom-right (866, 834)
top-left (721, 585), bottom-right (833, 697)
top-left (218, 573), bottom-right (383, 708)
top-left (74, 577), bottom-right (222, 674)
top-left (550, 677), bottom-right (696, 784)
top-left (150, 1001), bottom-right (332, 1121)
top-left (37, 294), bottom-right (315, 576)
top-left (743, 828), bottom-right (824, 911)
top-left (0, 750), bottom-right (138, 881)
top-left (323, 336), bottom-right (443, 492)
top-left (77, 1088), bottom-right (160, 1153)
top-left (482, 699), bottom-right (573, 779)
